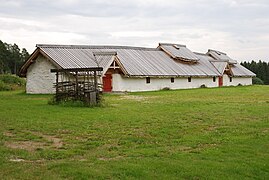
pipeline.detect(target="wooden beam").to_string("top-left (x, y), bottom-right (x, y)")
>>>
top-left (114, 56), bottom-right (128, 75)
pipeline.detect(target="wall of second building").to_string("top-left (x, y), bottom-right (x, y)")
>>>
top-left (112, 74), bottom-right (219, 92)
top-left (223, 74), bottom-right (252, 86)
top-left (26, 55), bottom-right (56, 94)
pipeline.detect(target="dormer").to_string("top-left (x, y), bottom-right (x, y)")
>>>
top-left (158, 43), bottom-right (199, 63)
top-left (207, 49), bottom-right (237, 65)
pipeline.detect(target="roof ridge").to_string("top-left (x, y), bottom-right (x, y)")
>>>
top-left (36, 44), bottom-right (158, 51)
top-left (194, 52), bottom-right (208, 56)
top-left (208, 49), bottom-right (227, 55)
top-left (159, 43), bottom-right (186, 47)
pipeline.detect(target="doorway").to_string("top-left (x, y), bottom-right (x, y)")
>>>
top-left (102, 74), bottom-right (112, 92)
top-left (218, 76), bottom-right (223, 87)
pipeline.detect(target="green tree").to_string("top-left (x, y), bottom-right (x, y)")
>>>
top-left (0, 41), bottom-right (10, 74)
top-left (241, 60), bottom-right (269, 85)
top-left (0, 40), bottom-right (30, 75)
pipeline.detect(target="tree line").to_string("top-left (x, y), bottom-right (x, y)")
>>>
top-left (0, 40), bottom-right (30, 75)
top-left (241, 61), bottom-right (269, 85)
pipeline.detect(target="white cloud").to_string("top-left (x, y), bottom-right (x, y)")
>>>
top-left (0, 0), bottom-right (268, 61)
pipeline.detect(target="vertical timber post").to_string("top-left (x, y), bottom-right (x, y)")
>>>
top-left (93, 70), bottom-right (98, 105)
top-left (56, 71), bottom-right (59, 101)
top-left (56, 71), bottom-right (59, 94)
top-left (87, 71), bottom-right (90, 90)
top-left (75, 71), bottom-right (78, 99)
top-left (94, 70), bottom-right (97, 91)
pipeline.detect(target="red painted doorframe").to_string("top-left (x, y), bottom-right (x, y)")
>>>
top-left (219, 76), bottom-right (223, 87)
top-left (102, 74), bottom-right (112, 92)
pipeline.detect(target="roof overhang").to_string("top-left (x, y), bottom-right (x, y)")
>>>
top-left (19, 47), bottom-right (62, 77)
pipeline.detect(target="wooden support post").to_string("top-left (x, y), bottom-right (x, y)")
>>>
top-left (61, 72), bottom-right (64, 92)
top-left (90, 92), bottom-right (97, 106)
top-left (56, 71), bottom-right (59, 94)
top-left (56, 71), bottom-right (59, 101)
top-left (94, 70), bottom-right (97, 91)
top-left (75, 71), bottom-right (78, 99)
top-left (87, 71), bottom-right (90, 90)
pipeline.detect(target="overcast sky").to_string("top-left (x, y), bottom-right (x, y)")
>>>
top-left (0, 0), bottom-right (268, 61)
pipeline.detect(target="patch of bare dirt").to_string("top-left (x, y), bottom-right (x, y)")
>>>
top-left (110, 103), bottom-right (120, 107)
top-left (9, 158), bottom-right (25, 162)
top-left (71, 155), bottom-right (88, 162)
top-left (9, 157), bottom-right (45, 163)
top-left (172, 143), bottom-right (219, 153)
top-left (120, 95), bottom-right (148, 101)
top-left (205, 126), bottom-right (218, 131)
top-left (45, 135), bottom-right (63, 148)
top-left (178, 146), bottom-right (193, 152)
top-left (3, 131), bottom-right (15, 137)
top-left (4, 131), bottom-right (64, 152)
top-left (57, 129), bottom-right (72, 134)
top-left (4, 141), bottom-right (46, 152)
top-left (189, 143), bottom-right (218, 152)
top-left (98, 156), bottom-right (124, 161)
top-left (197, 143), bottom-right (218, 149)
top-left (30, 132), bottom-right (64, 149)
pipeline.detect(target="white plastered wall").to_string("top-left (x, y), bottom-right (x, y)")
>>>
top-left (26, 55), bottom-right (56, 94)
top-left (112, 74), bottom-right (219, 92)
top-left (223, 74), bottom-right (252, 86)
top-left (25, 57), bottom-right (253, 94)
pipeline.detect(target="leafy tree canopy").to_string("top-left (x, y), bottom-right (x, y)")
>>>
top-left (241, 60), bottom-right (269, 85)
top-left (0, 40), bottom-right (30, 75)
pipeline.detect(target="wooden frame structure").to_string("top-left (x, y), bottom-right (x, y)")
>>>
top-left (51, 67), bottom-right (103, 106)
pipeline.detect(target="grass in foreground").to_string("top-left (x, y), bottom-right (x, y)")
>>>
top-left (0, 86), bottom-right (268, 179)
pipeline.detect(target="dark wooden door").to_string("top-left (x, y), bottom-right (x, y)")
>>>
top-left (102, 74), bottom-right (112, 92)
top-left (219, 76), bottom-right (223, 87)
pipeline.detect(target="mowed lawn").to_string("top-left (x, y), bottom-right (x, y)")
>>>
top-left (0, 86), bottom-right (268, 179)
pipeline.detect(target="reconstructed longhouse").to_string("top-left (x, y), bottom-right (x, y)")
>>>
top-left (20, 43), bottom-right (255, 94)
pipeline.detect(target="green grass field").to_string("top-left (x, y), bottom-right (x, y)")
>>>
top-left (0, 86), bottom-right (269, 179)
